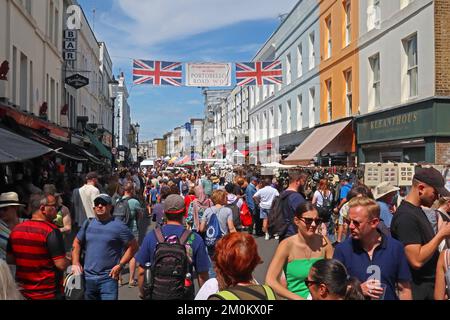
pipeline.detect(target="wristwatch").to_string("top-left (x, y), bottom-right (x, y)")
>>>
top-left (118, 263), bottom-right (125, 269)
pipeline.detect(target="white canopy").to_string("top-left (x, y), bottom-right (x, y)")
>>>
top-left (140, 159), bottom-right (154, 166)
top-left (262, 162), bottom-right (297, 169)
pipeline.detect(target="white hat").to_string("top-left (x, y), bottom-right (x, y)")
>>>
top-left (0, 192), bottom-right (25, 208)
top-left (373, 182), bottom-right (400, 200)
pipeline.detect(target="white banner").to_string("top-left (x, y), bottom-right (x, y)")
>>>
top-left (185, 63), bottom-right (232, 87)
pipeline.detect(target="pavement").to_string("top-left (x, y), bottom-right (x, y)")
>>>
top-left (118, 222), bottom-right (279, 300)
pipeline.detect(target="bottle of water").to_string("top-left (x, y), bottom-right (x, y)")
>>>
top-left (143, 262), bottom-right (152, 299)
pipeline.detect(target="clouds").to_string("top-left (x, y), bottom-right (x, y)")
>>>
top-left (114, 0), bottom-right (298, 46)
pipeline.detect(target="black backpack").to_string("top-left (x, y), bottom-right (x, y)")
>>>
top-left (113, 197), bottom-right (131, 226)
top-left (316, 191), bottom-right (333, 223)
top-left (226, 198), bottom-right (241, 229)
top-left (147, 228), bottom-right (193, 300)
top-left (268, 191), bottom-right (295, 237)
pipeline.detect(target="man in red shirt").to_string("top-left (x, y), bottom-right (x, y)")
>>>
top-left (8, 194), bottom-right (69, 300)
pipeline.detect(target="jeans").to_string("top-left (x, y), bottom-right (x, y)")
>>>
top-left (85, 276), bottom-right (118, 300)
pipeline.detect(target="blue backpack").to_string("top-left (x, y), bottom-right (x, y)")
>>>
top-left (204, 209), bottom-right (223, 254)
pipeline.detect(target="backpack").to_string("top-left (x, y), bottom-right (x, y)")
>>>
top-left (240, 201), bottom-right (252, 227)
top-left (316, 191), bottom-right (333, 223)
top-left (209, 285), bottom-right (276, 300)
top-left (113, 197), bottom-right (131, 226)
top-left (186, 202), bottom-right (208, 231)
top-left (204, 208), bottom-right (223, 254)
top-left (226, 198), bottom-right (242, 229)
top-left (268, 191), bottom-right (295, 237)
top-left (147, 228), bottom-right (193, 300)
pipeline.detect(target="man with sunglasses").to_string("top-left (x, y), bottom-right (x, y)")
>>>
top-left (391, 167), bottom-right (450, 300)
top-left (333, 197), bottom-right (412, 300)
top-left (72, 194), bottom-right (138, 300)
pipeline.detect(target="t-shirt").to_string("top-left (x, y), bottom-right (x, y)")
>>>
top-left (150, 189), bottom-right (158, 202)
top-left (195, 278), bottom-right (219, 300)
top-left (283, 191), bottom-right (306, 238)
top-left (339, 183), bottom-right (352, 202)
top-left (8, 220), bottom-right (66, 300)
top-left (254, 186), bottom-right (279, 210)
top-left (77, 218), bottom-right (134, 280)
top-left (202, 206), bottom-right (233, 235)
top-left (378, 201), bottom-right (393, 228)
top-left (333, 233), bottom-right (412, 300)
top-left (202, 179), bottom-right (213, 196)
top-left (135, 224), bottom-right (210, 274)
top-left (245, 183), bottom-right (257, 211)
top-left (0, 220), bottom-right (10, 261)
top-left (391, 201), bottom-right (439, 284)
top-left (78, 184), bottom-right (100, 219)
top-left (120, 196), bottom-right (143, 234)
top-left (153, 202), bottom-right (165, 226)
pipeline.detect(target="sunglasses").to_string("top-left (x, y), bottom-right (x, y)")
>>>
top-left (299, 217), bottom-right (323, 226)
top-left (94, 200), bottom-right (109, 207)
top-left (304, 279), bottom-right (319, 287)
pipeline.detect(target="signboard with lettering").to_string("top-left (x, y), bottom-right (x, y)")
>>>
top-left (185, 63), bottom-right (232, 87)
top-left (63, 29), bottom-right (77, 62)
top-left (65, 74), bottom-right (89, 89)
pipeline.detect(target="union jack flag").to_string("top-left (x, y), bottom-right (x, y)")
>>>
top-left (235, 61), bottom-right (283, 86)
top-left (133, 59), bottom-right (182, 86)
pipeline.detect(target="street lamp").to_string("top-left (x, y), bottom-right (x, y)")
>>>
top-left (135, 122), bottom-right (140, 164)
top-left (108, 75), bottom-right (119, 172)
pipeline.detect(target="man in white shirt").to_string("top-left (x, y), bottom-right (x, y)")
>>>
top-left (78, 172), bottom-right (100, 221)
top-left (253, 179), bottom-right (279, 240)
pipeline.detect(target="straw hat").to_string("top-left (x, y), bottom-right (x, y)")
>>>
top-left (0, 192), bottom-right (25, 208)
top-left (373, 182), bottom-right (400, 200)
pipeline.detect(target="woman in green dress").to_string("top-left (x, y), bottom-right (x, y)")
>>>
top-left (265, 202), bottom-right (333, 300)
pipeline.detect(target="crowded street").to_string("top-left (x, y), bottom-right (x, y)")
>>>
top-left (1, 0), bottom-right (450, 308)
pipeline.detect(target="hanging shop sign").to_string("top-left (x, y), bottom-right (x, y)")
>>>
top-left (65, 73), bottom-right (89, 89)
top-left (63, 29), bottom-right (77, 61)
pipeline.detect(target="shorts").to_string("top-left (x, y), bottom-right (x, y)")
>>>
top-left (260, 208), bottom-right (270, 219)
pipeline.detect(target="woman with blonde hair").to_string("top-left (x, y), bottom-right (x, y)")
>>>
top-left (0, 259), bottom-right (22, 300)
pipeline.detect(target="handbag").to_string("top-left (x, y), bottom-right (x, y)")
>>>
top-left (240, 201), bottom-right (253, 227)
top-left (64, 272), bottom-right (85, 300)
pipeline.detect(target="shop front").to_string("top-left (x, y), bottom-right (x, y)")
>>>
top-left (279, 128), bottom-right (314, 160)
top-left (356, 98), bottom-right (450, 165)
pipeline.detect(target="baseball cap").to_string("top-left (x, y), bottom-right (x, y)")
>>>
top-left (250, 176), bottom-right (259, 183)
top-left (164, 194), bottom-right (185, 214)
top-left (414, 167), bottom-right (450, 197)
top-left (94, 194), bottom-right (112, 206)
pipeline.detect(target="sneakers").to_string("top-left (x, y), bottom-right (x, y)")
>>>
top-left (265, 233), bottom-right (270, 240)
top-left (274, 234), bottom-right (280, 240)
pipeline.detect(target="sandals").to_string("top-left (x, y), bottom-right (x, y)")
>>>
top-left (128, 279), bottom-right (138, 287)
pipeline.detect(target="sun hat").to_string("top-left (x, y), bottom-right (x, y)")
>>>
top-left (0, 192), bottom-right (25, 208)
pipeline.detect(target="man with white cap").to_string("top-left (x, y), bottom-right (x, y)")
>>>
top-left (0, 192), bottom-right (25, 260)
top-left (373, 182), bottom-right (400, 230)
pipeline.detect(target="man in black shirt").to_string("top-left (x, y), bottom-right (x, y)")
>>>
top-left (391, 167), bottom-right (450, 300)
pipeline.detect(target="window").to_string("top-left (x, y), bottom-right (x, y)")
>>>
top-left (20, 52), bottom-right (28, 112)
top-left (326, 79), bottom-right (332, 122)
top-left (309, 88), bottom-right (315, 128)
top-left (345, 1), bottom-right (352, 46)
top-left (368, 0), bottom-right (381, 31)
top-left (297, 44), bottom-right (303, 78)
top-left (29, 60), bottom-right (33, 112)
top-left (286, 100), bottom-right (292, 133)
top-left (369, 54), bottom-right (380, 109)
top-left (12, 46), bottom-right (17, 104)
top-left (269, 107), bottom-right (274, 138)
top-left (326, 16), bottom-right (332, 59)
top-left (345, 69), bottom-right (353, 116)
top-left (297, 95), bottom-right (303, 131)
top-left (286, 54), bottom-right (292, 85)
top-left (54, 8), bottom-right (59, 46)
top-left (405, 35), bottom-right (418, 98)
top-left (309, 32), bottom-right (315, 70)
top-left (49, 1), bottom-right (54, 41)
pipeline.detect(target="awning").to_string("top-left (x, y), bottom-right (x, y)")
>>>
top-left (0, 128), bottom-right (53, 163)
top-left (140, 159), bottom-right (154, 166)
top-left (284, 120), bottom-right (352, 165)
top-left (81, 149), bottom-right (104, 165)
top-left (85, 131), bottom-right (112, 161)
top-left (54, 148), bottom-right (87, 162)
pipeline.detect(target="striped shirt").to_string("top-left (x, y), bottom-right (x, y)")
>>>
top-left (0, 220), bottom-right (10, 260)
top-left (8, 220), bottom-right (66, 300)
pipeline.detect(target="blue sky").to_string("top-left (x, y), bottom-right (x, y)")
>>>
top-left (77, 0), bottom-right (298, 140)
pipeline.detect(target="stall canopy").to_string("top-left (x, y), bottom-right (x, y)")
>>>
top-left (85, 131), bottom-right (112, 160)
top-left (284, 120), bottom-right (352, 165)
top-left (0, 128), bottom-right (53, 163)
top-left (140, 159), bottom-right (154, 166)
top-left (262, 162), bottom-right (297, 169)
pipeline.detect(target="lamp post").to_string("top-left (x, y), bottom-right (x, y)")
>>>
top-left (108, 75), bottom-right (119, 172)
top-left (135, 123), bottom-right (140, 164)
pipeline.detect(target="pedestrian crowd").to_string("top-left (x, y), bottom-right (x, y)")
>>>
top-left (0, 162), bottom-right (449, 301)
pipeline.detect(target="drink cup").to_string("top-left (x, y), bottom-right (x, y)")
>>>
top-left (372, 283), bottom-right (387, 300)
